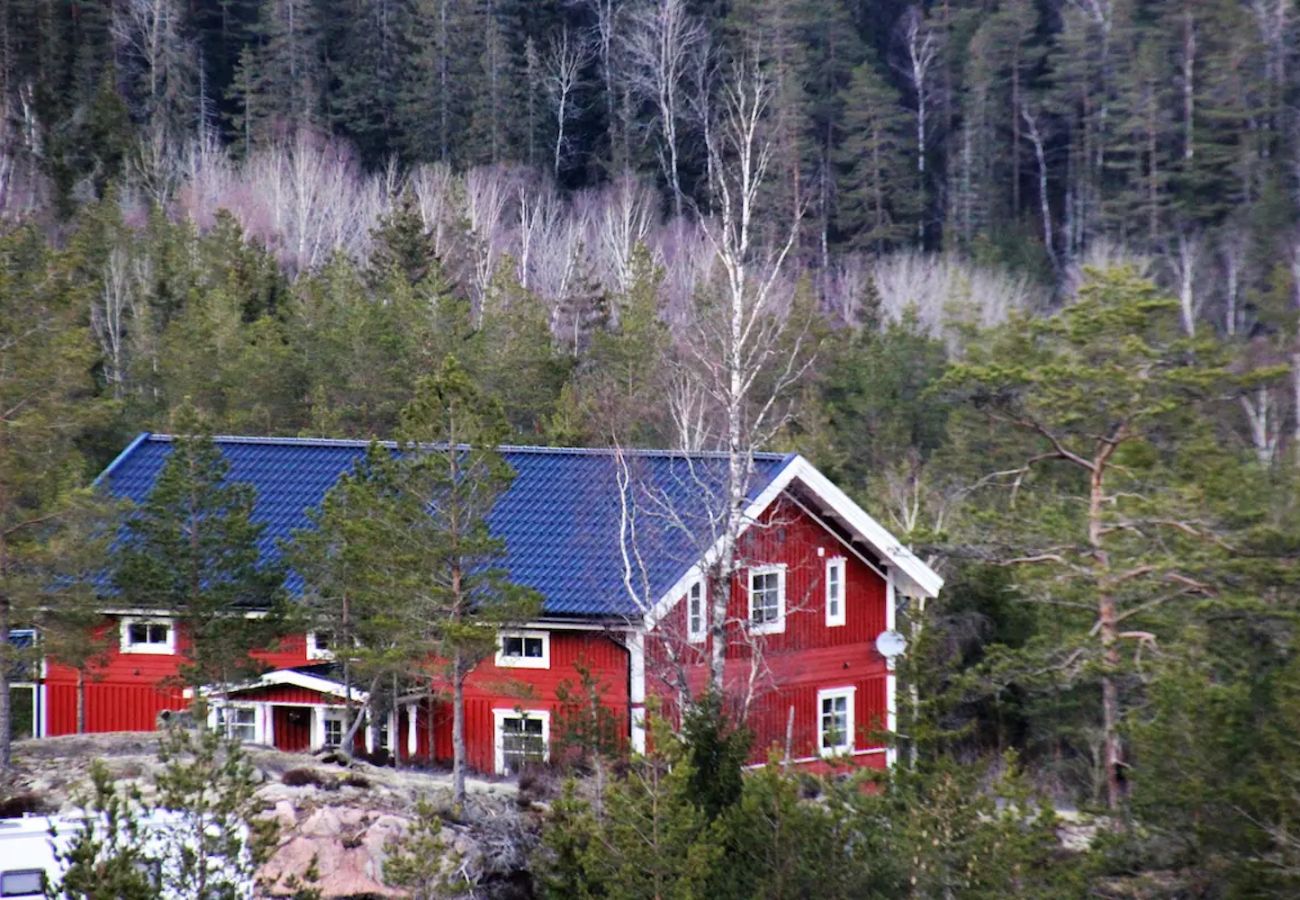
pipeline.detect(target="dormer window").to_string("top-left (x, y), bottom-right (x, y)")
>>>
top-left (121, 617), bottom-right (175, 655)
top-left (496, 630), bottom-right (549, 669)
top-left (686, 578), bottom-right (706, 643)
top-left (306, 631), bottom-right (335, 661)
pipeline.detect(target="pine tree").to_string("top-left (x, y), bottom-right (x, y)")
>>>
top-left (379, 356), bottom-right (542, 804)
top-left (0, 225), bottom-right (102, 768)
top-left (111, 404), bottom-right (287, 692)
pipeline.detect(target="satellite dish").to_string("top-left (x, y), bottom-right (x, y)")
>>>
top-left (875, 630), bottom-right (907, 660)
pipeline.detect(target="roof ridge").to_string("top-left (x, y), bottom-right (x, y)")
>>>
top-left (142, 433), bottom-right (789, 460)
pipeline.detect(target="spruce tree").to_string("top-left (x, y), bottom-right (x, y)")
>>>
top-left (834, 60), bottom-right (915, 251)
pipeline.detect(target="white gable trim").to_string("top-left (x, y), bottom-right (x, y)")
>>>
top-left (221, 669), bottom-right (368, 703)
top-left (643, 455), bottom-right (941, 629)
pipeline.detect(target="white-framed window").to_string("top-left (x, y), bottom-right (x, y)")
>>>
top-left (495, 630), bottom-right (550, 669)
top-left (120, 617), bottom-right (175, 655)
top-left (217, 705), bottom-right (257, 743)
top-left (825, 557), bottom-right (846, 627)
top-left (321, 711), bottom-right (345, 748)
top-left (493, 709), bottom-right (550, 775)
top-left (0, 868), bottom-right (45, 897)
top-left (686, 578), bottom-right (706, 643)
top-left (818, 687), bottom-right (856, 756)
top-left (306, 630), bottom-right (335, 661)
top-left (748, 565), bottom-right (786, 634)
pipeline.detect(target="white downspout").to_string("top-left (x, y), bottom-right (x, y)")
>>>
top-left (406, 703), bottom-right (418, 758)
top-left (885, 568), bottom-right (899, 768)
top-left (628, 630), bottom-right (647, 754)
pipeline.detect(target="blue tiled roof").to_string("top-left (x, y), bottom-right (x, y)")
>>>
top-left (98, 435), bottom-right (795, 618)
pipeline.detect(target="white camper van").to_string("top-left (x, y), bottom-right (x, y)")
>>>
top-left (0, 812), bottom-right (254, 898)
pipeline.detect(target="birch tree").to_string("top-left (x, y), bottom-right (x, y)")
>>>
top-left (687, 56), bottom-right (813, 697)
top-left (543, 28), bottom-right (591, 178)
top-left (621, 0), bottom-right (707, 217)
top-left (896, 6), bottom-right (941, 243)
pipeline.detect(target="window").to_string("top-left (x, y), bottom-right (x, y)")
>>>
top-left (322, 713), bottom-right (344, 748)
top-left (749, 566), bottom-right (786, 634)
top-left (218, 705), bottom-right (256, 743)
top-left (120, 617), bottom-right (175, 655)
top-left (818, 687), bottom-right (856, 756)
top-left (496, 630), bottom-right (550, 669)
top-left (306, 631), bottom-right (335, 661)
top-left (493, 709), bottom-right (550, 775)
top-left (825, 558), bottom-right (846, 627)
top-left (0, 870), bottom-right (44, 897)
top-left (686, 578), bottom-right (706, 642)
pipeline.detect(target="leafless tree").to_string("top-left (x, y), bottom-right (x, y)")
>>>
top-left (871, 251), bottom-right (1041, 343)
top-left (461, 165), bottom-right (515, 318)
top-left (621, 0), bottom-right (707, 217)
top-left (1164, 228), bottom-right (1205, 337)
top-left (571, 0), bottom-right (629, 167)
top-left (896, 6), bottom-right (940, 242)
top-left (543, 28), bottom-right (592, 178)
top-left (1219, 225), bottom-right (1248, 337)
top-left (408, 162), bottom-right (457, 260)
top-left (1019, 101), bottom-right (1056, 271)
top-left (584, 173), bottom-right (655, 299)
top-left (112, 0), bottom-right (195, 149)
top-left (688, 55), bottom-right (813, 694)
top-left (91, 249), bottom-right (138, 401)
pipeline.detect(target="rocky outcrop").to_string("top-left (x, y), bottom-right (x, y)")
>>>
top-left (3, 734), bottom-right (531, 899)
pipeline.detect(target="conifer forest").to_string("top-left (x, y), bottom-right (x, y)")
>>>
top-left (3, 0), bottom-right (1300, 895)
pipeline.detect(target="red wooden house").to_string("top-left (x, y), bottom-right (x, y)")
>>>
top-left (34, 435), bottom-right (941, 775)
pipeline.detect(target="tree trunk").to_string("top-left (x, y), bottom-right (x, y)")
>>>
top-left (1090, 454), bottom-right (1124, 812)
top-left (452, 657), bottom-right (466, 805)
top-left (77, 668), bottom-right (86, 734)
top-left (0, 600), bottom-right (9, 770)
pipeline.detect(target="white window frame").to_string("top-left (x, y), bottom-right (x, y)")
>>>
top-left (215, 703), bottom-right (259, 744)
top-left (495, 630), bottom-right (550, 669)
top-left (825, 557), bottom-right (846, 627)
top-left (305, 631), bottom-right (335, 661)
top-left (686, 577), bottom-right (706, 643)
top-left (318, 708), bottom-right (347, 749)
top-left (748, 564), bottom-right (786, 635)
top-left (120, 617), bottom-right (176, 655)
top-left (492, 708), bottom-right (551, 775)
top-left (817, 686), bottom-right (856, 756)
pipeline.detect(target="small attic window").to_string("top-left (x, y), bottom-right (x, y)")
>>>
top-left (121, 617), bottom-right (175, 655)
top-left (496, 630), bottom-right (549, 669)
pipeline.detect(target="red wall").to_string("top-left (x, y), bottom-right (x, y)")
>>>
top-left (648, 498), bottom-right (893, 765)
top-left (397, 631), bottom-right (631, 772)
top-left (44, 619), bottom-right (314, 737)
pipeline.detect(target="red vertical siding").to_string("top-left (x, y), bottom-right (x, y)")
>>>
top-left (44, 617), bottom-right (320, 737)
top-left (273, 706), bottom-right (312, 752)
top-left (648, 498), bottom-right (894, 766)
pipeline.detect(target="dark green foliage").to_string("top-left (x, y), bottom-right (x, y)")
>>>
top-left (680, 693), bottom-right (750, 821)
top-left (47, 763), bottom-right (155, 900)
top-left (47, 729), bottom-right (269, 899)
top-left (111, 405), bottom-right (287, 689)
top-left (381, 798), bottom-right (460, 898)
top-left (153, 724), bottom-right (271, 898)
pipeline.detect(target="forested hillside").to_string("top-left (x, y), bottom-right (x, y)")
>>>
top-left (2, 0), bottom-right (1300, 895)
